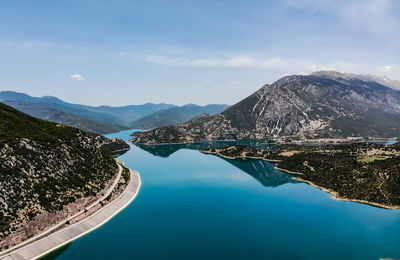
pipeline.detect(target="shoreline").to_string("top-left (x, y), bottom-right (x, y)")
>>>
top-left (292, 177), bottom-right (400, 210)
top-left (111, 147), bottom-right (130, 153)
top-left (201, 150), bottom-right (281, 162)
top-left (129, 139), bottom-right (202, 146)
top-left (129, 137), bottom-right (399, 147)
top-left (201, 150), bottom-right (304, 175)
top-left (204, 151), bottom-right (400, 210)
top-left (0, 165), bottom-right (141, 260)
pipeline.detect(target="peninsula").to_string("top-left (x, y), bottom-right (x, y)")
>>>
top-left (202, 142), bottom-right (400, 209)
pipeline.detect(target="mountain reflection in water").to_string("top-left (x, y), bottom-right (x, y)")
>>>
top-left (220, 157), bottom-right (298, 187)
top-left (134, 141), bottom-right (296, 187)
top-left (134, 140), bottom-right (273, 158)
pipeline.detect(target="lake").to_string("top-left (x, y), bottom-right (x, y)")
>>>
top-left (46, 130), bottom-right (400, 260)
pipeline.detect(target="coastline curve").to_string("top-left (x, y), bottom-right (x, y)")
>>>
top-left (0, 168), bottom-right (141, 260)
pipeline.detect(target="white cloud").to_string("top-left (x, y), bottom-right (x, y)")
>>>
top-left (145, 54), bottom-right (361, 74)
top-left (367, 0), bottom-right (391, 14)
top-left (69, 74), bottom-right (84, 81)
top-left (380, 65), bottom-right (392, 73)
top-left (144, 53), bottom-right (400, 81)
top-left (230, 80), bottom-right (240, 85)
top-left (378, 64), bottom-right (400, 81)
top-left (308, 64), bottom-right (338, 72)
top-left (204, 79), bottom-right (212, 83)
top-left (145, 55), bottom-right (290, 69)
top-left (118, 51), bottom-right (128, 57)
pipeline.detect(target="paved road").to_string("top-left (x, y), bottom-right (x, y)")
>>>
top-left (0, 162), bottom-right (123, 257)
top-left (0, 169), bottom-right (141, 260)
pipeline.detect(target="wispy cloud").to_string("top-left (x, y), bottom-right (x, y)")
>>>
top-left (145, 53), bottom-right (400, 81)
top-left (69, 74), bottom-right (85, 81)
top-left (284, 0), bottom-right (399, 36)
top-left (230, 80), bottom-right (241, 85)
top-left (145, 55), bottom-right (290, 69)
top-left (379, 64), bottom-right (400, 79)
top-left (380, 65), bottom-right (392, 73)
top-left (145, 54), bottom-right (354, 73)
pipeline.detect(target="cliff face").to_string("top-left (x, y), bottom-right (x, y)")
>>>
top-left (131, 71), bottom-right (400, 144)
top-left (0, 102), bottom-right (128, 249)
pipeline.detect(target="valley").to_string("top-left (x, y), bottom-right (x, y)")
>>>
top-left (0, 91), bottom-right (228, 134)
top-left (3, 1), bottom-right (400, 259)
top-left (2, 71), bottom-right (400, 260)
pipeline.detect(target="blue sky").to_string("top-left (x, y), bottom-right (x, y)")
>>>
top-left (0, 0), bottom-right (399, 106)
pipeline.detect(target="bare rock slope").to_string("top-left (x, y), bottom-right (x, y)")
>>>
top-left (132, 71), bottom-right (400, 144)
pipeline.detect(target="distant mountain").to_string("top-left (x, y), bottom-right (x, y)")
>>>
top-left (0, 91), bottom-right (175, 134)
top-left (2, 99), bottom-right (125, 134)
top-left (0, 102), bottom-right (128, 249)
top-left (312, 71), bottom-right (400, 90)
top-left (131, 71), bottom-right (400, 144)
top-left (130, 104), bottom-right (229, 129)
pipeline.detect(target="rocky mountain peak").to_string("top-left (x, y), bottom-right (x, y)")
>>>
top-left (131, 72), bottom-right (400, 145)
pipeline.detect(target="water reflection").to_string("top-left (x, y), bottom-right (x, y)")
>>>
top-left (134, 140), bottom-right (273, 158)
top-left (220, 157), bottom-right (298, 187)
top-left (134, 141), bottom-right (295, 188)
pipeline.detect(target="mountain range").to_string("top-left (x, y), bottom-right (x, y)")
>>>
top-left (0, 91), bottom-right (228, 134)
top-left (130, 104), bottom-right (229, 129)
top-left (131, 71), bottom-right (400, 144)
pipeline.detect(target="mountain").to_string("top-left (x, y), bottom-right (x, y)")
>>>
top-left (315, 71), bottom-right (400, 90)
top-left (0, 102), bottom-right (128, 249)
top-left (1, 99), bottom-right (126, 134)
top-left (130, 104), bottom-right (229, 129)
top-left (131, 71), bottom-right (400, 144)
top-left (0, 91), bottom-right (175, 134)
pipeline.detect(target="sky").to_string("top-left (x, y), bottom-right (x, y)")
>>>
top-left (0, 0), bottom-right (399, 106)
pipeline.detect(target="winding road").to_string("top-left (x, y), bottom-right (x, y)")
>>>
top-left (0, 165), bottom-right (141, 260)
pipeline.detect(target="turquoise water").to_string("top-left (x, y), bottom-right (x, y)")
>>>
top-left (50, 130), bottom-right (400, 260)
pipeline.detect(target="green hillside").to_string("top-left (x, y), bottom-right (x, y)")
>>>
top-left (0, 102), bottom-right (123, 247)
